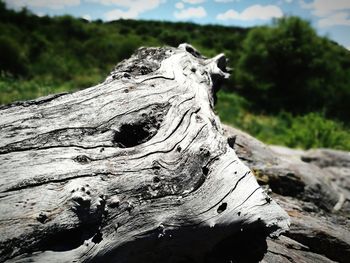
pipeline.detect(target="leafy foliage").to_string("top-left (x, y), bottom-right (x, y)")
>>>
top-left (0, 35), bottom-right (27, 75)
top-left (235, 17), bottom-right (350, 121)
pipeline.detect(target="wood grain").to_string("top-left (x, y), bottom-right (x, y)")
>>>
top-left (0, 44), bottom-right (289, 262)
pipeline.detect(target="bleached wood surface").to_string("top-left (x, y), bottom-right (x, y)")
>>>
top-left (0, 44), bottom-right (289, 262)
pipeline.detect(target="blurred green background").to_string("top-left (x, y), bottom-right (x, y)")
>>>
top-left (1, 1), bottom-right (349, 150)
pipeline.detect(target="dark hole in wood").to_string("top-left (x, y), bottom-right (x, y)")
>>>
top-left (108, 201), bottom-right (119, 209)
top-left (153, 165), bottom-right (161, 170)
top-left (73, 155), bottom-right (90, 164)
top-left (114, 122), bottom-right (152, 148)
top-left (217, 203), bottom-right (227, 213)
top-left (185, 45), bottom-right (201, 58)
top-left (113, 104), bottom-right (169, 148)
top-left (153, 176), bottom-right (161, 183)
top-left (36, 212), bottom-right (48, 224)
top-left (92, 231), bottom-right (103, 244)
top-left (202, 167), bottom-right (209, 176)
top-left (227, 136), bottom-right (236, 149)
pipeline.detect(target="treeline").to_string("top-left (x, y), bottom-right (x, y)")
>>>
top-left (1, 1), bottom-right (350, 150)
top-left (0, 1), bottom-right (245, 89)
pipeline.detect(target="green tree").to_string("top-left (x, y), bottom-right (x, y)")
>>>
top-left (235, 17), bottom-right (350, 120)
top-left (0, 35), bottom-right (27, 75)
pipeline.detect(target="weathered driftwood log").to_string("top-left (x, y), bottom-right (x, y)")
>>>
top-left (0, 44), bottom-right (289, 263)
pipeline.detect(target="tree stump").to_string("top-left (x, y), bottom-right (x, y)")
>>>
top-left (0, 44), bottom-right (289, 262)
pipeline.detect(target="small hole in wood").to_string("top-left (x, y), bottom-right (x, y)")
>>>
top-left (217, 203), bottom-right (227, 214)
top-left (227, 136), bottom-right (236, 149)
top-left (202, 167), bottom-right (209, 176)
top-left (73, 155), bottom-right (90, 164)
top-left (37, 212), bottom-right (48, 224)
top-left (92, 231), bottom-right (103, 244)
top-left (153, 176), bottom-right (160, 183)
top-left (152, 165), bottom-right (161, 170)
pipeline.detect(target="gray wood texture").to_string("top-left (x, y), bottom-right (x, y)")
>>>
top-left (224, 125), bottom-right (350, 263)
top-left (0, 44), bottom-right (289, 262)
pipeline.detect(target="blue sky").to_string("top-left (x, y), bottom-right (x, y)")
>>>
top-left (4, 0), bottom-right (350, 49)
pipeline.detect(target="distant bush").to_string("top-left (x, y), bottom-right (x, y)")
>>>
top-left (235, 17), bottom-right (350, 121)
top-left (283, 112), bottom-right (350, 150)
top-left (0, 35), bottom-right (27, 75)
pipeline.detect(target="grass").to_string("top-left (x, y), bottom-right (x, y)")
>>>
top-left (0, 73), bottom-right (103, 104)
top-left (216, 91), bottom-right (350, 151)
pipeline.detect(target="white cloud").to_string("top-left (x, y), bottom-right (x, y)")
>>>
top-left (300, 0), bottom-right (350, 16)
top-left (217, 5), bottom-right (283, 21)
top-left (300, 0), bottom-right (350, 27)
top-left (105, 9), bottom-right (138, 20)
top-left (318, 12), bottom-right (350, 27)
top-left (285, 0), bottom-right (293, 3)
top-left (82, 14), bottom-right (92, 21)
top-left (91, 0), bottom-right (162, 13)
top-left (214, 0), bottom-right (237, 3)
top-left (175, 2), bottom-right (184, 9)
top-left (174, 6), bottom-right (207, 19)
top-left (182, 0), bottom-right (205, 4)
top-left (99, 0), bottom-right (164, 21)
top-left (5, 0), bottom-right (80, 9)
